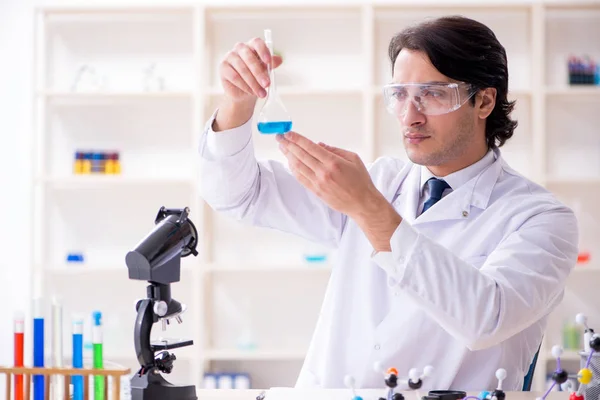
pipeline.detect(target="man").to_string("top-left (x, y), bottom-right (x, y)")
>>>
top-left (198, 16), bottom-right (578, 391)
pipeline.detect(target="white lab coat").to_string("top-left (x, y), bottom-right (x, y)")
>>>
top-left (198, 112), bottom-right (579, 392)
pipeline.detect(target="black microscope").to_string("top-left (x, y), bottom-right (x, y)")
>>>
top-left (125, 206), bottom-right (199, 400)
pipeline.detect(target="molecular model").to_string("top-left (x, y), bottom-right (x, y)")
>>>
top-left (344, 375), bottom-right (364, 400)
top-left (536, 338), bottom-right (597, 400)
top-left (372, 362), bottom-right (434, 400)
top-left (462, 368), bottom-right (507, 400)
top-left (535, 345), bottom-right (572, 400)
top-left (569, 313), bottom-right (600, 400)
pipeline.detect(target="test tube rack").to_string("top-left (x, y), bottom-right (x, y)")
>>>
top-left (0, 365), bottom-right (130, 400)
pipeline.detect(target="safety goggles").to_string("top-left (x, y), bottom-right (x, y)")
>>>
top-left (383, 82), bottom-right (476, 116)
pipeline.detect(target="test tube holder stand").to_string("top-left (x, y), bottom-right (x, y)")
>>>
top-left (0, 365), bottom-right (131, 400)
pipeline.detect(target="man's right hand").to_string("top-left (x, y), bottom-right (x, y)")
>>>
top-left (213, 37), bottom-right (283, 132)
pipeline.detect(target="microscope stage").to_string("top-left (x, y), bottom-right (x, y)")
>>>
top-left (151, 338), bottom-right (194, 350)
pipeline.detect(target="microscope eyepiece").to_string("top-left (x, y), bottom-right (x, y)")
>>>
top-left (126, 206), bottom-right (198, 285)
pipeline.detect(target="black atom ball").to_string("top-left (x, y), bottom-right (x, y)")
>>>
top-left (492, 390), bottom-right (506, 400)
top-left (552, 369), bottom-right (568, 384)
top-left (393, 393), bottom-right (405, 400)
top-left (408, 379), bottom-right (423, 390)
top-left (386, 374), bottom-right (398, 388)
top-left (590, 335), bottom-right (600, 352)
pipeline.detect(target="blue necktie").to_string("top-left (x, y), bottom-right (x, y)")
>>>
top-left (421, 178), bottom-right (450, 214)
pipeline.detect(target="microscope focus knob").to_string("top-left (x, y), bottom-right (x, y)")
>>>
top-left (154, 301), bottom-right (168, 317)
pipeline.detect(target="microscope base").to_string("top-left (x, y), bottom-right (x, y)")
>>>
top-left (131, 371), bottom-right (197, 400)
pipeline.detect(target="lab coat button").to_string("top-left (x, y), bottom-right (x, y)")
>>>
top-left (462, 211), bottom-right (469, 217)
top-left (374, 344), bottom-right (381, 350)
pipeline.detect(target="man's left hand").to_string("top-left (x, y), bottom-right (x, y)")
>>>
top-left (276, 131), bottom-right (383, 219)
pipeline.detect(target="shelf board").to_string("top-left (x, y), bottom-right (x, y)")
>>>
top-left (207, 87), bottom-right (364, 97)
top-left (373, 2), bottom-right (533, 13)
top-left (207, 5), bottom-right (361, 18)
top-left (42, 264), bottom-right (125, 274)
top-left (204, 348), bottom-right (306, 361)
top-left (40, 264), bottom-right (196, 275)
top-left (569, 266), bottom-right (600, 277)
top-left (544, 177), bottom-right (600, 186)
top-left (205, 264), bottom-right (332, 273)
top-left (544, 2), bottom-right (600, 11)
top-left (545, 86), bottom-right (600, 96)
top-left (41, 175), bottom-right (194, 189)
top-left (42, 91), bottom-right (194, 104)
top-left (508, 88), bottom-right (532, 97)
top-left (41, 5), bottom-right (195, 16)
top-left (544, 349), bottom-right (582, 362)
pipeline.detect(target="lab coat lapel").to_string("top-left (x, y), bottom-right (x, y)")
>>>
top-left (412, 152), bottom-right (503, 226)
top-left (388, 164), bottom-right (421, 224)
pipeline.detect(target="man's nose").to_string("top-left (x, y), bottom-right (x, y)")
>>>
top-left (401, 99), bottom-right (426, 127)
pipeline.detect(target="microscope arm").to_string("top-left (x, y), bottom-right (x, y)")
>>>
top-left (134, 299), bottom-right (156, 369)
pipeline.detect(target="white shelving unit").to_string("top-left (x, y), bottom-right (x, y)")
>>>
top-left (31, 1), bottom-right (600, 392)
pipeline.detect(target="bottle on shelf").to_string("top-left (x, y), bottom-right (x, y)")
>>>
top-left (73, 151), bottom-right (84, 174)
top-left (66, 252), bottom-right (85, 263)
top-left (562, 319), bottom-right (581, 350)
top-left (303, 242), bottom-right (329, 264)
top-left (567, 55), bottom-right (598, 86)
top-left (104, 152), bottom-right (121, 174)
top-left (73, 150), bottom-right (121, 175)
top-left (82, 152), bottom-right (93, 174)
top-left (91, 152), bottom-right (105, 174)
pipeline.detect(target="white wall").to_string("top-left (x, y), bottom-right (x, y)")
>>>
top-left (0, 0), bottom-right (34, 367)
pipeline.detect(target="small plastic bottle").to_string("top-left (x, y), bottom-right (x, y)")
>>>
top-left (110, 152), bottom-right (121, 174)
top-left (82, 152), bottom-right (93, 174)
top-left (91, 152), bottom-right (105, 174)
top-left (104, 152), bottom-right (115, 174)
top-left (73, 151), bottom-right (84, 174)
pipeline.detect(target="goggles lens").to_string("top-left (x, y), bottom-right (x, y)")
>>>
top-left (383, 82), bottom-right (475, 116)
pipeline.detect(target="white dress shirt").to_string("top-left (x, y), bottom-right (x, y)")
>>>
top-left (198, 110), bottom-right (579, 392)
top-left (415, 150), bottom-right (496, 216)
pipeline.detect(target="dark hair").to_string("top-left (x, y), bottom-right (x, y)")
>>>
top-left (388, 15), bottom-right (518, 149)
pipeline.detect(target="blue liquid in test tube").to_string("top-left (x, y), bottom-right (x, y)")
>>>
top-left (33, 298), bottom-right (44, 400)
top-left (257, 121), bottom-right (293, 134)
top-left (72, 316), bottom-right (84, 400)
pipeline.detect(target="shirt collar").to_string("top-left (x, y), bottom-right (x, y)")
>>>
top-left (420, 149), bottom-right (496, 194)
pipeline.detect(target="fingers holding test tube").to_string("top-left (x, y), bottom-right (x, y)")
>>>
top-left (277, 131), bottom-right (381, 218)
top-left (219, 38), bottom-right (283, 102)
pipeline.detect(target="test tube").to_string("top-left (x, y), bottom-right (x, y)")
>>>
top-left (52, 297), bottom-right (64, 400)
top-left (14, 311), bottom-right (24, 400)
top-left (72, 316), bottom-right (84, 400)
top-left (93, 311), bottom-right (105, 400)
top-left (33, 298), bottom-right (45, 400)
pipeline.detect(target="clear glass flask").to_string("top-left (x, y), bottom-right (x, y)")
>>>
top-left (257, 29), bottom-right (292, 134)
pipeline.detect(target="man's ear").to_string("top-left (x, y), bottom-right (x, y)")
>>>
top-left (478, 88), bottom-right (497, 120)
